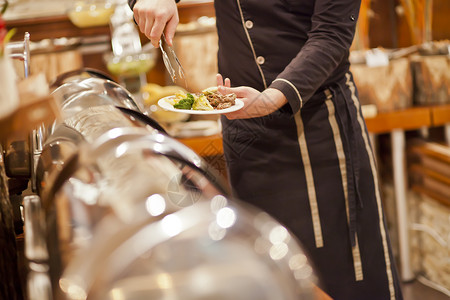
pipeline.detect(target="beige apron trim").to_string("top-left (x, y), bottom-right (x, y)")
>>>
top-left (236, 0), bottom-right (267, 89)
top-left (345, 73), bottom-right (396, 299)
top-left (352, 235), bottom-right (364, 280)
top-left (294, 112), bottom-right (324, 248)
top-left (273, 78), bottom-right (303, 108)
top-left (325, 97), bottom-right (364, 282)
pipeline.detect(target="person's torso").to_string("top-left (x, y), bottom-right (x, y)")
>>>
top-left (214, 0), bottom-right (349, 91)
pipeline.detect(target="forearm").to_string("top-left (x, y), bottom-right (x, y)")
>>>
top-left (263, 88), bottom-right (288, 111)
top-left (220, 87), bottom-right (287, 120)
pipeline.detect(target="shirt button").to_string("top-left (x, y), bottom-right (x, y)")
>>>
top-left (245, 20), bottom-right (254, 29)
top-left (256, 56), bottom-right (265, 65)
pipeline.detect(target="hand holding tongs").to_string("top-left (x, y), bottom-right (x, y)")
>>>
top-left (159, 33), bottom-right (188, 90)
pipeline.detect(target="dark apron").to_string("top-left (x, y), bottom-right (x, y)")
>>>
top-left (221, 74), bottom-right (403, 300)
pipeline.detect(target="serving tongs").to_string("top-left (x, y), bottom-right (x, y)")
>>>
top-left (159, 33), bottom-right (188, 90)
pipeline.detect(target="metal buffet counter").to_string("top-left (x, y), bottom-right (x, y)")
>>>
top-left (0, 69), bottom-right (329, 300)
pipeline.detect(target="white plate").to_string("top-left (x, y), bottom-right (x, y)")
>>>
top-left (158, 96), bottom-right (244, 115)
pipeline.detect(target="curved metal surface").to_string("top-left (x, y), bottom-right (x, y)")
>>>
top-left (31, 70), bottom-right (317, 300)
top-left (88, 127), bottom-right (229, 195)
top-left (35, 124), bottom-right (85, 197)
top-left (23, 195), bottom-right (48, 262)
top-left (116, 106), bottom-right (168, 134)
top-left (52, 77), bottom-right (141, 114)
top-left (39, 128), bottom-right (229, 286)
top-left (60, 200), bottom-right (317, 300)
top-left (49, 68), bottom-right (115, 89)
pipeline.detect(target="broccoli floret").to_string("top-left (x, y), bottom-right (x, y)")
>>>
top-left (173, 93), bottom-right (195, 109)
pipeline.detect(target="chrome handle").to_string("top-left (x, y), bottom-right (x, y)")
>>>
top-left (23, 195), bottom-right (49, 262)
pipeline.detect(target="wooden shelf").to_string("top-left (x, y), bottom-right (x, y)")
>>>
top-left (364, 104), bottom-right (450, 134)
top-left (177, 0), bottom-right (215, 24)
top-left (177, 133), bottom-right (223, 157)
top-left (0, 95), bottom-right (60, 142)
top-left (6, 15), bottom-right (111, 42)
top-left (431, 104), bottom-right (450, 126)
top-left (177, 104), bottom-right (450, 157)
top-left (364, 106), bottom-right (432, 134)
top-left (412, 185), bottom-right (450, 207)
top-left (410, 142), bottom-right (450, 164)
top-left (5, 1), bottom-right (215, 41)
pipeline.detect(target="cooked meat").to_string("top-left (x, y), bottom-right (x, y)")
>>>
top-left (206, 94), bottom-right (220, 107)
top-left (217, 102), bottom-right (233, 110)
top-left (206, 92), bottom-right (236, 110)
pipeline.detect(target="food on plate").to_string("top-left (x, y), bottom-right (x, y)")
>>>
top-left (141, 84), bottom-right (189, 123)
top-left (192, 95), bottom-right (214, 110)
top-left (174, 93), bottom-right (195, 109)
top-left (141, 84), bottom-right (186, 106)
top-left (204, 88), bottom-right (237, 110)
top-left (170, 87), bottom-right (236, 111)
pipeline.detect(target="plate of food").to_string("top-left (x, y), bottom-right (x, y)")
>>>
top-left (157, 87), bottom-right (244, 115)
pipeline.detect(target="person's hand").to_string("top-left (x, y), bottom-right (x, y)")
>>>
top-left (133, 0), bottom-right (179, 47)
top-left (216, 74), bottom-right (287, 120)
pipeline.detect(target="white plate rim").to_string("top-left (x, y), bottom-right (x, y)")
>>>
top-left (158, 96), bottom-right (244, 115)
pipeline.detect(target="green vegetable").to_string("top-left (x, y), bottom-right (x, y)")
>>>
top-left (174, 93), bottom-right (195, 109)
top-left (192, 95), bottom-right (214, 111)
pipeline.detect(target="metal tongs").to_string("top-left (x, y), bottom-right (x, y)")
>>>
top-left (159, 33), bottom-right (188, 89)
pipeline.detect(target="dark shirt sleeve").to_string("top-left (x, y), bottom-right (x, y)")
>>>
top-left (269, 0), bottom-right (361, 113)
top-left (128, 0), bottom-right (180, 10)
top-left (128, 0), bottom-right (137, 10)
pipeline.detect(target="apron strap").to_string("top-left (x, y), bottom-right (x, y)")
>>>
top-left (326, 85), bottom-right (363, 248)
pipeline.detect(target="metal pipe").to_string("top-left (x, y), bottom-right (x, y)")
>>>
top-left (391, 129), bottom-right (414, 281)
top-left (445, 124), bottom-right (450, 146)
top-left (23, 32), bottom-right (30, 78)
